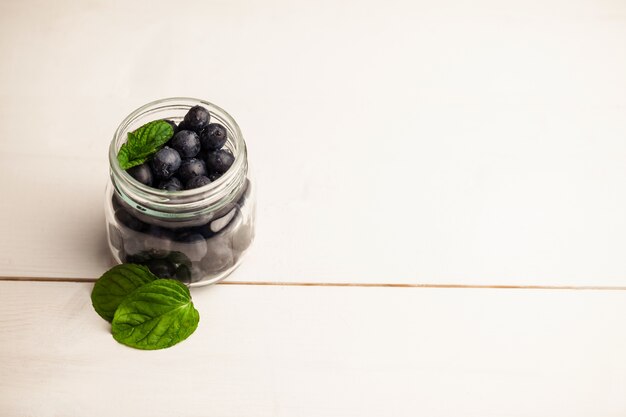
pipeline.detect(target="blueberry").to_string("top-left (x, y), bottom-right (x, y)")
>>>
top-left (115, 208), bottom-right (148, 232)
top-left (200, 123), bottom-right (227, 151)
top-left (186, 175), bottom-right (212, 189)
top-left (170, 130), bottom-right (201, 158)
top-left (158, 177), bottom-right (183, 191)
top-left (218, 206), bottom-right (253, 254)
top-left (151, 146), bottom-right (181, 179)
top-left (145, 258), bottom-right (177, 278)
top-left (177, 158), bottom-right (207, 183)
top-left (122, 233), bottom-right (144, 256)
top-left (174, 231), bottom-right (206, 243)
top-left (182, 105), bottom-right (210, 133)
top-left (200, 235), bottom-right (234, 275)
top-left (178, 224), bottom-right (215, 240)
top-left (111, 194), bottom-right (123, 211)
top-left (173, 227), bottom-right (194, 242)
top-left (166, 250), bottom-right (193, 267)
top-left (210, 207), bottom-right (238, 233)
top-left (141, 236), bottom-right (173, 255)
top-left (172, 233), bottom-right (208, 262)
top-left (142, 248), bottom-right (171, 259)
top-left (148, 225), bottom-right (175, 240)
top-left (232, 221), bottom-right (254, 254)
top-left (175, 264), bottom-right (192, 283)
top-left (126, 249), bottom-right (171, 265)
top-left (140, 229), bottom-right (175, 255)
top-left (206, 149), bottom-right (235, 174)
top-left (208, 172), bottom-right (222, 181)
top-left (124, 252), bottom-right (149, 264)
top-left (126, 163), bottom-right (153, 186)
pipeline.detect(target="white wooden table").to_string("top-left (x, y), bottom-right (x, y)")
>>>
top-left (1, 0), bottom-right (625, 415)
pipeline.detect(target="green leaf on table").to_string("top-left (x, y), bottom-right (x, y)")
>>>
top-left (117, 120), bottom-right (174, 170)
top-left (91, 264), bottom-right (158, 322)
top-left (111, 279), bottom-right (200, 350)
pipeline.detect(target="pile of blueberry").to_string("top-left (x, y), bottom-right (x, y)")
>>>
top-left (126, 105), bottom-right (235, 190)
top-left (110, 104), bottom-right (254, 284)
top-left (110, 176), bottom-right (253, 283)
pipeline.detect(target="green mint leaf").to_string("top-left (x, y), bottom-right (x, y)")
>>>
top-left (117, 120), bottom-right (174, 170)
top-left (111, 279), bottom-right (200, 350)
top-left (117, 133), bottom-right (143, 169)
top-left (91, 264), bottom-right (158, 322)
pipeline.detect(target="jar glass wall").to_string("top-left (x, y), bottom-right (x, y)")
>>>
top-left (105, 98), bottom-right (255, 286)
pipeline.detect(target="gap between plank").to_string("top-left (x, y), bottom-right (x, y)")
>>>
top-left (0, 276), bottom-right (625, 291)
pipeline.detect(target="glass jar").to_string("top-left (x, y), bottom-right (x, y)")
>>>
top-left (104, 97), bottom-right (255, 286)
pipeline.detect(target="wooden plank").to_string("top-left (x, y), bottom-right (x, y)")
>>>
top-left (1, 281), bottom-right (625, 416)
top-left (1, 0), bottom-right (626, 285)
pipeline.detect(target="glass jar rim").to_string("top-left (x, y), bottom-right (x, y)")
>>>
top-left (109, 97), bottom-right (248, 217)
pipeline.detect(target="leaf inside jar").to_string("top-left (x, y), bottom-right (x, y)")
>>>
top-left (117, 120), bottom-right (174, 170)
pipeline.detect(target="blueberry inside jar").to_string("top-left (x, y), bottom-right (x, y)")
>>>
top-left (105, 98), bottom-right (255, 286)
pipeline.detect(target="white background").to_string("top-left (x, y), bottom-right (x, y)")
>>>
top-left (1, 0), bottom-right (626, 416)
top-left (1, 0), bottom-right (625, 285)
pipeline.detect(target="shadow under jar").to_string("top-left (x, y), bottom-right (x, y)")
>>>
top-left (105, 98), bottom-right (255, 286)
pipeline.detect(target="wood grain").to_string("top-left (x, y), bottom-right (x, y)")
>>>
top-left (3, 276), bottom-right (626, 291)
top-left (1, 281), bottom-right (625, 417)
